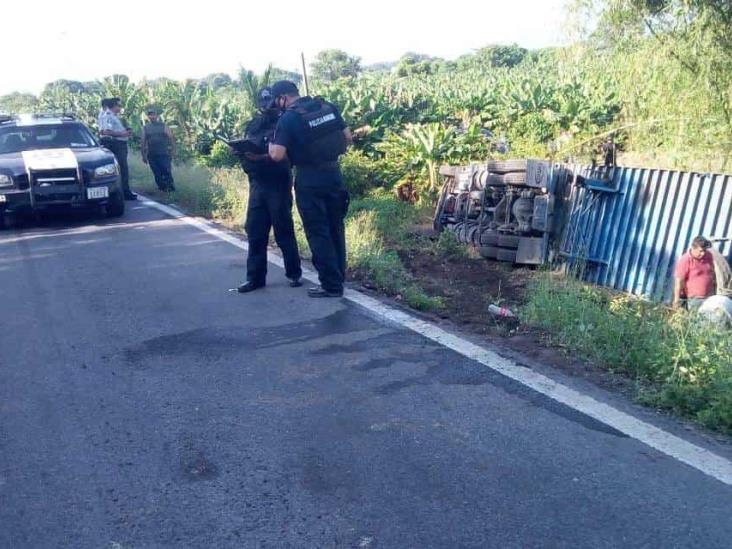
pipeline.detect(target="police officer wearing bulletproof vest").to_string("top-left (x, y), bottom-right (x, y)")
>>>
top-left (268, 80), bottom-right (352, 298)
top-left (235, 87), bottom-right (302, 293)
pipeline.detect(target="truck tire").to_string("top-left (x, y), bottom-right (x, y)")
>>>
top-left (487, 174), bottom-right (507, 187)
top-left (467, 225), bottom-right (480, 245)
top-left (497, 234), bottom-right (520, 248)
top-left (479, 229), bottom-right (499, 246)
top-left (479, 246), bottom-right (499, 259)
top-left (496, 248), bottom-right (518, 263)
top-left (491, 172), bottom-right (528, 185)
top-left (487, 159), bottom-right (528, 173)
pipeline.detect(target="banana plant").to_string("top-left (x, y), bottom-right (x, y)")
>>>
top-left (378, 123), bottom-right (457, 193)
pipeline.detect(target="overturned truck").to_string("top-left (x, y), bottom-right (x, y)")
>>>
top-left (435, 159), bottom-right (732, 305)
top-left (434, 159), bottom-right (562, 265)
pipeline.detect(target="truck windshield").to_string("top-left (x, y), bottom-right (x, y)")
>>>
top-left (0, 123), bottom-right (97, 154)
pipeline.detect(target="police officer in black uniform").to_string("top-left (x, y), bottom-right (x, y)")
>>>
top-left (268, 81), bottom-right (352, 298)
top-left (235, 87), bottom-right (302, 293)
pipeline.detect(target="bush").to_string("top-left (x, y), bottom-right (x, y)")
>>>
top-left (340, 150), bottom-right (390, 197)
top-left (198, 140), bottom-right (239, 168)
top-left (349, 189), bottom-right (421, 237)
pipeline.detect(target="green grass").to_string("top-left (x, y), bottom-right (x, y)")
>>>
top-left (431, 230), bottom-right (469, 260)
top-left (347, 190), bottom-right (442, 311)
top-left (522, 273), bottom-right (732, 433)
top-left (129, 155), bottom-right (247, 225)
top-left (129, 156), bottom-right (439, 311)
top-left (345, 205), bottom-right (442, 311)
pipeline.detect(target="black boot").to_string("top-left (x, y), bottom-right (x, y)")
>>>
top-left (237, 281), bottom-right (265, 293)
top-left (307, 286), bottom-right (343, 298)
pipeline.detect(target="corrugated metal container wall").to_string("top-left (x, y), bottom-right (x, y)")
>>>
top-left (559, 166), bottom-right (732, 302)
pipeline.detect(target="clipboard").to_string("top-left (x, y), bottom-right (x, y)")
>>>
top-left (215, 135), bottom-right (261, 155)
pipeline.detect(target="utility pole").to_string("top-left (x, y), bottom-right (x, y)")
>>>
top-left (301, 52), bottom-right (310, 96)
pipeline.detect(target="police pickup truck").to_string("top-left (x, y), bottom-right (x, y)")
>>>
top-left (0, 113), bottom-right (125, 227)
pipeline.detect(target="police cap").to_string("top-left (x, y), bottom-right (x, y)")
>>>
top-left (270, 80), bottom-right (299, 98)
top-left (257, 87), bottom-right (274, 110)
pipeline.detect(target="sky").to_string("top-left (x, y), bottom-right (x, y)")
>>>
top-left (0, 0), bottom-right (569, 96)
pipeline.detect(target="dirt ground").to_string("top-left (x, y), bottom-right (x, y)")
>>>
top-left (400, 248), bottom-right (529, 327)
top-left (384, 229), bottom-right (641, 400)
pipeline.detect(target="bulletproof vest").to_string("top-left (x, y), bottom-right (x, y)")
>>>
top-left (244, 111), bottom-right (278, 154)
top-left (144, 122), bottom-right (170, 155)
top-left (240, 112), bottom-right (290, 184)
top-left (288, 98), bottom-right (347, 166)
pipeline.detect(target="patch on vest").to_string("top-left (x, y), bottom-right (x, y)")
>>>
top-left (308, 113), bottom-right (336, 128)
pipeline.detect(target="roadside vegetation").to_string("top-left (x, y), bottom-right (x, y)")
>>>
top-left (9, 0), bottom-right (732, 432)
top-left (523, 273), bottom-right (732, 433)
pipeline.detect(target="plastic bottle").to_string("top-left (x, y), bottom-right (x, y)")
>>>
top-left (488, 304), bottom-right (515, 318)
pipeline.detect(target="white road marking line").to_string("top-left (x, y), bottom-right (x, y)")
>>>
top-left (139, 194), bottom-right (732, 487)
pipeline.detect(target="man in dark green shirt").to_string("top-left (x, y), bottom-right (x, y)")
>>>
top-left (141, 107), bottom-right (176, 192)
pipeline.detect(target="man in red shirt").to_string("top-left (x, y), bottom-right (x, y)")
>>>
top-left (673, 236), bottom-right (717, 310)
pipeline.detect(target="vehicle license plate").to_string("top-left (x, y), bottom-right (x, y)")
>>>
top-left (87, 187), bottom-right (109, 199)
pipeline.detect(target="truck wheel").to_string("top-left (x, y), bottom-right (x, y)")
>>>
top-left (497, 234), bottom-right (521, 248)
top-left (487, 159), bottom-right (528, 173)
top-left (479, 246), bottom-right (499, 259)
top-left (489, 172), bottom-right (528, 185)
top-left (496, 248), bottom-right (518, 263)
top-left (479, 229), bottom-right (499, 246)
top-left (467, 225), bottom-right (480, 245)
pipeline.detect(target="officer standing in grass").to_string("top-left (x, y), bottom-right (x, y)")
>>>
top-left (100, 98), bottom-right (136, 200)
top-left (235, 87), bottom-right (302, 293)
top-left (141, 107), bottom-right (176, 192)
top-left (268, 81), bottom-right (352, 298)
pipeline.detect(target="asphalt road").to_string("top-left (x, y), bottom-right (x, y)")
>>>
top-left (1, 204), bottom-right (731, 549)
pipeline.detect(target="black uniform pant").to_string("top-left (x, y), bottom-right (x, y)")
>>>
top-left (148, 154), bottom-right (175, 191)
top-left (104, 140), bottom-right (131, 195)
top-left (245, 181), bottom-right (302, 285)
top-left (295, 183), bottom-right (349, 293)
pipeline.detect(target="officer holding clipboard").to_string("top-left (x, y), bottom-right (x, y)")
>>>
top-left (228, 87), bottom-right (302, 293)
